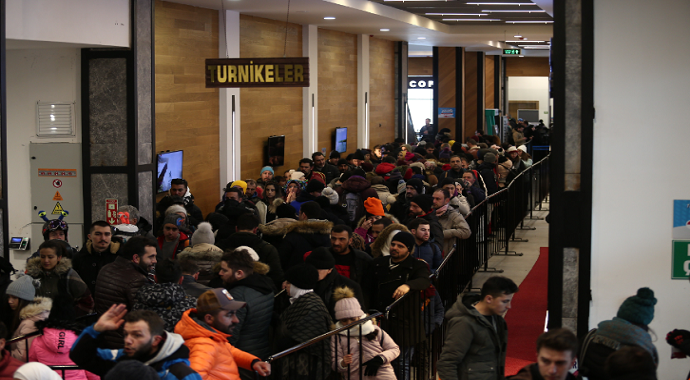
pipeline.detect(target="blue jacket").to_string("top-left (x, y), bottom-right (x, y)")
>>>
top-left (69, 325), bottom-right (201, 380)
top-left (413, 240), bottom-right (443, 272)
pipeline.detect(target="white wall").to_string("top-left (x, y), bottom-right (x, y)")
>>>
top-left (507, 76), bottom-right (549, 120)
top-left (6, 48), bottom-right (81, 271)
top-left (591, 1), bottom-right (690, 378)
top-left (7, 0), bottom-right (129, 47)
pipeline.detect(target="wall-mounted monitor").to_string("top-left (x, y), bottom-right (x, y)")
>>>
top-left (157, 150), bottom-right (183, 194)
top-left (334, 127), bottom-right (348, 153)
top-left (266, 135), bottom-right (285, 167)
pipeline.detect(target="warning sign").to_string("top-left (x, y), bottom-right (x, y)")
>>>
top-left (51, 202), bottom-right (64, 215)
top-left (52, 179), bottom-right (62, 188)
top-left (106, 199), bottom-right (118, 225)
top-left (52, 191), bottom-right (63, 201)
top-left (38, 169), bottom-right (77, 177)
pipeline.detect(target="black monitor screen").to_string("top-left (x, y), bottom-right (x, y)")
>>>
top-left (157, 150), bottom-right (183, 193)
top-left (335, 127), bottom-right (348, 153)
top-left (267, 135), bottom-right (285, 167)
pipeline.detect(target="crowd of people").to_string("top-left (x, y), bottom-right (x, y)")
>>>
top-left (0, 120), bottom-right (666, 380)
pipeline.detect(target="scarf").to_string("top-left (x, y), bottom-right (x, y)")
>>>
top-left (435, 203), bottom-right (449, 217)
top-left (289, 284), bottom-right (313, 304)
top-left (335, 315), bottom-right (376, 337)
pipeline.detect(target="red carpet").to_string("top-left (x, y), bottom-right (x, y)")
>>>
top-left (504, 247), bottom-right (549, 376)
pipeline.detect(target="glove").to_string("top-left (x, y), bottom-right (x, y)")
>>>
top-left (362, 355), bottom-right (384, 376)
top-left (667, 329), bottom-right (690, 355)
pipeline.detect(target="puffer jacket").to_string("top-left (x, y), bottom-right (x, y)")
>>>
top-left (449, 194), bottom-right (471, 217)
top-left (175, 309), bottom-right (259, 380)
top-left (370, 184), bottom-right (397, 207)
top-left (132, 283), bottom-right (197, 332)
top-left (276, 219), bottom-right (333, 270)
top-left (370, 223), bottom-right (410, 258)
top-left (217, 231), bottom-right (284, 290)
top-left (437, 207), bottom-right (472, 255)
top-left (28, 321), bottom-right (97, 380)
top-left (177, 243), bottom-right (223, 285)
top-left (437, 294), bottom-right (507, 380)
top-left (11, 297), bottom-right (52, 362)
top-left (94, 255), bottom-right (151, 348)
top-left (25, 258), bottom-right (91, 313)
top-left (225, 267), bottom-right (274, 362)
top-left (72, 239), bottom-right (122, 295)
top-left (413, 241), bottom-right (443, 272)
top-left (331, 321), bottom-right (399, 380)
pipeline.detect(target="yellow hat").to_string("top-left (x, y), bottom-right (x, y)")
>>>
top-left (231, 180), bottom-right (247, 194)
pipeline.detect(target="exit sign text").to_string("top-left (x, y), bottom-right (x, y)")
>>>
top-left (503, 49), bottom-right (521, 55)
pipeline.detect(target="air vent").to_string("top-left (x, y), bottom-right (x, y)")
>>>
top-left (36, 102), bottom-right (75, 137)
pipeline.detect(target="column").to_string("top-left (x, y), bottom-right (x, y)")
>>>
top-left (302, 24), bottom-right (318, 158)
top-left (434, 47), bottom-right (464, 141)
top-left (357, 35), bottom-right (370, 149)
top-left (219, 10), bottom-right (240, 185)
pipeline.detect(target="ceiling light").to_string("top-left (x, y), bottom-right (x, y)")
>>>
top-left (443, 18), bottom-right (501, 21)
top-left (507, 21), bottom-right (554, 23)
top-left (323, 16), bottom-right (335, 20)
top-left (514, 35), bottom-right (522, 38)
top-left (380, 28), bottom-right (390, 32)
top-left (522, 45), bottom-right (551, 49)
top-left (467, 2), bottom-right (537, 5)
top-left (483, 9), bottom-right (546, 13)
top-left (417, 37), bottom-right (426, 40)
top-left (506, 40), bottom-right (545, 43)
top-left (425, 13), bottom-right (487, 16)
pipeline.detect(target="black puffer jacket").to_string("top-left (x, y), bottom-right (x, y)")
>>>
top-left (226, 268), bottom-right (274, 362)
top-left (217, 231), bottom-right (284, 289)
top-left (72, 240), bottom-right (122, 295)
top-left (132, 283), bottom-right (197, 332)
top-left (277, 220), bottom-right (333, 270)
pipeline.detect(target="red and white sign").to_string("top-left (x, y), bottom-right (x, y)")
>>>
top-left (106, 198), bottom-right (118, 225)
top-left (52, 179), bottom-right (62, 188)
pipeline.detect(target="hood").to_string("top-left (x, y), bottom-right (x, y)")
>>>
top-left (341, 176), bottom-right (372, 193)
top-left (178, 244), bottom-right (223, 262)
top-left (85, 240), bottom-right (122, 255)
top-left (446, 293), bottom-right (483, 320)
top-left (497, 160), bottom-right (512, 170)
top-left (25, 257), bottom-right (72, 278)
top-left (144, 330), bottom-right (187, 366)
top-left (375, 162), bottom-right (396, 176)
top-left (39, 327), bottom-right (78, 355)
top-left (370, 184), bottom-right (391, 194)
top-left (268, 198), bottom-right (285, 214)
top-left (281, 219), bottom-right (333, 235)
top-left (258, 217), bottom-right (298, 236)
top-left (20, 296), bottom-right (52, 320)
top-left (224, 231), bottom-right (264, 248)
top-left (226, 273), bottom-right (274, 295)
top-left (355, 213), bottom-right (400, 228)
top-left (136, 283), bottom-right (191, 307)
top-left (370, 223), bottom-right (410, 258)
top-left (253, 261), bottom-right (270, 275)
top-left (175, 309), bottom-right (231, 343)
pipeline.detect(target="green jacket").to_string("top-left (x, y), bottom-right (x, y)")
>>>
top-left (437, 294), bottom-right (507, 380)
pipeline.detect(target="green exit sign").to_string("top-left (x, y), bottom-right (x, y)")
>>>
top-left (503, 49), bottom-right (521, 55)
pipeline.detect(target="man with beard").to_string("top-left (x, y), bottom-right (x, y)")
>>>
top-left (70, 306), bottom-right (201, 380)
top-left (94, 236), bottom-right (158, 348)
top-left (403, 194), bottom-right (444, 250)
top-left (73, 220), bottom-right (123, 296)
top-left (169, 178), bottom-right (203, 227)
top-left (175, 288), bottom-right (272, 380)
top-left (439, 155), bottom-right (466, 181)
top-left (390, 178), bottom-right (425, 222)
top-left (312, 151), bottom-right (340, 184)
top-left (329, 225), bottom-right (371, 284)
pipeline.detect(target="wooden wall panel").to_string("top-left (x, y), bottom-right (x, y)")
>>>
top-left (485, 55), bottom-right (495, 109)
top-left (318, 29), bottom-right (357, 156)
top-left (155, 0), bottom-right (219, 216)
top-left (505, 57), bottom-right (550, 76)
top-left (437, 47), bottom-right (456, 137)
top-left (408, 57), bottom-right (433, 76)
top-left (464, 51), bottom-right (478, 139)
top-left (369, 37), bottom-right (395, 146)
top-left (239, 15), bottom-right (303, 181)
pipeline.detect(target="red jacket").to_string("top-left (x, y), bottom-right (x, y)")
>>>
top-left (0, 349), bottom-right (22, 380)
top-left (157, 232), bottom-right (190, 259)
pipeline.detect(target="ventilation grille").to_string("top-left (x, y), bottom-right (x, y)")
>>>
top-left (36, 102), bottom-right (75, 137)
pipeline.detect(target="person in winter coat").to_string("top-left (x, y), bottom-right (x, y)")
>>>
top-left (369, 176), bottom-right (397, 208)
top-left (330, 287), bottom-right (400, 380)
top-left (290, 179), bottom-right (325, 214)
top-left (604, 346), bottom-right (657, 380)
top-left (369, 223), bottom-right (409, 258)
top-left (70, 306), bottom-right (201, 380)
top-left (6, 275), bottom-right (37, 335)
top-left (277, 201), bottom-right (333, 270)
top-left (174, 289), bottom-right (271, 380)
top-left (277, 264), bottom-right (332, 380)
top-left (72, 221), bottom-right (123, 296)
top-left (440, 178), bottom-right (471, 217)
top-left (329, 225), bottom-right (373, 284)
top-left (256, 182), bottom-right (282, 224)
top-left (437, 276), bottom-right (519, 380)
top-left (13, 362), bottom-right (64, 380)
top-left (578, 287), bottom-right (658, 380)
top-left (507, 328), bottom-right (579, 380)
top-left (132, 259), bottom-right (197, 332)
top-left (432, 188), bottom-right (472, 255)
top-left (178, 222), bottom-right (224, 285)
top-left (10, 296), bottom-right (52, 362)
top-left (157, 214), bottom-right (190, 261)
top-left (496, 156), bottom-right (513, 188)
top-left (403, 194), bottom-right (444, 250)
top-left (477, 152), bottom-right (499, 196)
top-left (336, 170), bottom-right (380, 227)
top-left (408, 219), bottom-right (443, 272)
top-left (0, 321), bottom-right (22, 380)
top-left (25, 240), bottom-right (92, 314)
top-left (218, 249), bottom-right (274, 380)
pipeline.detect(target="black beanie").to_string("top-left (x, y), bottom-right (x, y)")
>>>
top-left (353, 151), bottom-right (365, 161)
top-left (406, 178), bottom-right (424, 195)
top-left (305, 179), bottom-right (325, 194)
top-left (391, 231), bottom-right (415, 252)
top-left (276, 202), bottom-right (297, 219)
top-left (305, 247), bottom-right (335, 269)
top-left (410, 194), bottom-right (433, 213)
top-left (337, 159), bottom-right (348, 166)
top-left (104, 360), bottom-right (159, 380)
top-left (284, 263), bottom-right (319, 289)
top-left (330, 150), bottom-right (341, 159)
top-left (352, 168), bottom-right (366, 178)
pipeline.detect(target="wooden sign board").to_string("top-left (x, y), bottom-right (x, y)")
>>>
top-left (205, 57), bottom-right (310, 88)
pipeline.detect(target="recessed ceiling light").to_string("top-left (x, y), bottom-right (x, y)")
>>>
top-left (483, 9), bottom-right (546, 13)
top-left (323, 16), bottom-right (336, 20)
top-left (506, 40), bottom-right (545, 43)
top-left (514, 35), bottom-right (522, 38)
top-left (380, 28), bottom-right (390, 32)
top-left (508, 21), bottom-right (554, 24)
top-left (418, 37), bottom-right (426, 40)
top-left (443, 18), bottom-right (501, 21)
top-left (467, 2), bottom-right (536, 5)
top-left (425, 13), bottom-right (487, 16)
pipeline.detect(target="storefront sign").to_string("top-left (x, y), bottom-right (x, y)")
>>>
top-left (438, 107), bottom-right (456, 119)
top-left (205, 57), bottom-right (309, 88)
top-left (408, 77), bottom-right (434, 89)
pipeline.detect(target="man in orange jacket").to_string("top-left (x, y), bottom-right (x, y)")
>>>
top-left (174, 288), bottom-right (271, 380)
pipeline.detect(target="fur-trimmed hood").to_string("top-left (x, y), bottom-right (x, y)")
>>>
top-left (267, 197), bottom-right (285, 214)
top-left (253, 261), bottom-right (270, 275)
top-left (84, 239), bottom-right (121, 255)
top-left (354, 213), bottom-right (400, 229)
top-left (178, 243), bottom-right (223, 262)
top-left (25, 257), bottom-right (72, 278)
top-left (341, 176), bottom-right (372, 193)
top-left (259, 217), bottom-right (298, 236)
top-left (260, 219), bottom-right (332, 236)
top-left (370, 223), bottom-right (410, 258)
top-left (19, 296), bottom-right (52, 320)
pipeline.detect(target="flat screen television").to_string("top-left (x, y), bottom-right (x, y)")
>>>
top-left (266, 135), bottom-right (285, 167)
top-left (157, 150), bottom-right (183, 193)
top-left (334, 127), bottom-right (348, 153)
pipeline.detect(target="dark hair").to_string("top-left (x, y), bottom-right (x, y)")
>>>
top-left (536, 328), bottom-right (578, 356)
top-left (274, 175), bottom-right (286, 183)
top-left (312, 152), bottom-right (324, 160)
top-left (480, 276), bottom-right (519, 299)
top-left (10, 298), bottom-right (32, 332)
top-left (300, 201), bottom-right (321, 219)
top-left (373, 217), bottom-right (393, 228)
top-left (225, 187), bottom-right (243, 197)
top-left (178, 259), bottom-right (199, 275)
top-left (122, 236), bottom-right (158, 261)
top-left (434, 188), bottom-right (451, 200)
top-left (155, 258), bottom-right (182, 284)
top-left (0, 321), bottom-right (6, 340)
top-left (221, 249), bottom-right (255, 275)
top-left (123, 310), bottom-right (165, 337)
top-left (236, 212), bottom-right (260, 231)
top-left (299, 158), bottom-right (314, 167)
top-left (408, 218), bottom-right (430, 231)
top-left (262, 181), bottom-right (283, 201)
top-left (90, 220), bottom-right (112, 234)
top-left (39, 240), bottom-right (66, 258)
top-left (171, 178), bottom-right (188, 188)
top-left (605, 346), bottom-right (656, 378)
top-left (331, 225), bottom-right (353, 238)
top-left (382, 156), bottom-right (396, 164)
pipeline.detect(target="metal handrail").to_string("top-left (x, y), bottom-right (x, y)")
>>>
top-left (7, 330), bottom-right (41, 344)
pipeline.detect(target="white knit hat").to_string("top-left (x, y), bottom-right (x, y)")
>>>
top-left (321, 187), bottom-right (339, 205)
top-left (191, 222), bottom-right (215, 246)
top-left (235, 246), bottom-right (260, 261)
